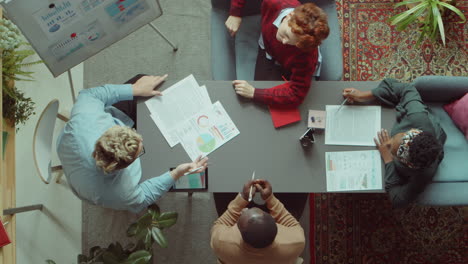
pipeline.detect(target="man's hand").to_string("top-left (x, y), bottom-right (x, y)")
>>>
top-left (170, 155), bottom-right (209, 181)
top-left (233, 80), bottom-right (255, 99)
top-left (241, 180), bottom-right (256, 201)
top-left (342, 88), bottom-right (375, 103)
top-left (374, 129), bottom-right (393, 164)
top-left (132, 74), bottom-right (168, 97)
top-left (254, 179), bottom-right (273, 200)
top-left (225, 16), bottom-right (242, 37)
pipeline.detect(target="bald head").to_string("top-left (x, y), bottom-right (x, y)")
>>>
top-left (237, 207), bottom-right (278, 248)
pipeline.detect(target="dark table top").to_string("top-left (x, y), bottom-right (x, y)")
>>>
top-left (137, 80), bottom-right (394, 192)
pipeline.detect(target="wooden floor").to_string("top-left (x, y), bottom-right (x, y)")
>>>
top-left (0, 7), bottom-right (17, 264)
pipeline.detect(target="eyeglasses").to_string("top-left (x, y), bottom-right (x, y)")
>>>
top-left (137, 146), bottom-right (146, 158)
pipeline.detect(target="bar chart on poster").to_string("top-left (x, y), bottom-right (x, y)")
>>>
top-left (0, 0), bottom-right (162, 77)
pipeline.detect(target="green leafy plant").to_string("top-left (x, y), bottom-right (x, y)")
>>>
top-left (1, 18), bottom-right (42, 128)
top-left (389, 0), bottom-right (466, 46)
top-left (45, 204), bottom-right (178, 264)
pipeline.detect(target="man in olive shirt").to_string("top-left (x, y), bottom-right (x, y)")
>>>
top-left (210, 180), bottom-right (305, 264)
top-left (343, 78), bottom-right (446, 208)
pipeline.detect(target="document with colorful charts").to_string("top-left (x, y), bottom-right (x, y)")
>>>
top-left (325, 150), bottom-right (383, 191)
top-left (175, 101), bottom-right (240, 161)
top-left (145, 74), bottom-right (212, 147)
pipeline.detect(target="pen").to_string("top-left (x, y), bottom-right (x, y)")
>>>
top-left (248, 170), bottom-right (256, 202)
top-left (184, 166), bottom-right (204, 176)
top-left (337, 90), bottom-right (354, 112)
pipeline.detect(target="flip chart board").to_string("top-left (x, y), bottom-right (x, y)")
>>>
top-left (1, 0), bottom-right (162, 77)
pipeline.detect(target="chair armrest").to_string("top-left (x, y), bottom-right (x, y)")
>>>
top-left (413, 76), bottom-right (468, 103)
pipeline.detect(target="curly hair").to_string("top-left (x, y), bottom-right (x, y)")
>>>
top-left (289, 3), bottom-right (330, 51)
top-left (408, 132), bottom-right (443, 169)
top-left (93, 126), bottom-right (143, 173)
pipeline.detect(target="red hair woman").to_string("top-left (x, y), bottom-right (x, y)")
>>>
top-left (226, 0), bottom-right (330, 107)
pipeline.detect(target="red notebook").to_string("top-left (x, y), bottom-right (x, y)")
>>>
top-left (0, 219), bottom-right (11, 248)
top-left (268, 106), bottom-right (301, 128)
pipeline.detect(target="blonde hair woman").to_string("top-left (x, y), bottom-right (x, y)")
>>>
top-left (57, 75), bottom-right (208, 213)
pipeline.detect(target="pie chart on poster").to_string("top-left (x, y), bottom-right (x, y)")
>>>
top-left (197, 133), bottom-right (216, 153)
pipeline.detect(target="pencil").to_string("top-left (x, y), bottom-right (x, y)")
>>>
top-left (248, 171), bottom-right (256, 202)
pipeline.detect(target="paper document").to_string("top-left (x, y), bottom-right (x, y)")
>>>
top-left (145, 75), bottom-right (211, 147)
top-left (325, 105), bottom-right (381, 146)
top-left (325, 150), bottom-right (383, 191)
top-left (176, 101), bottom-right (240, 161)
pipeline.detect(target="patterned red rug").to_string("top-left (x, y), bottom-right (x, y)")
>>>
top-left (309, 194), bottom-right (468, 264)
top-left (336, 0), bottom-right (468, 82)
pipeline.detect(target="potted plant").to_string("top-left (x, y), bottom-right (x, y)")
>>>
top-left (389, 0), bottom-right (466, 46)
top-left (1, 18), bottom-right (42, 129)
top-left (46, 204), bottom-right (178, 264)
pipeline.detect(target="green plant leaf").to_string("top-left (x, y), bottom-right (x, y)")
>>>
top-left (135, 226), bottom-right (149, 241)
top-left (148, 204), bottom-right (161, 219)
top-left (395, 13), bottom-right (419, 31)
top-left (428, 2), bottom-right (445, 45)
top-left (101, 251), bottom-right (120, 264)
top-left (45, 260), bottom-right (56, 264)
top-left (390, 4), bottom-right (427, 26)
top-left (107, 242), bottom-right (125, 260)
top-left (389, 12), bottom-right (412, 25)
top-left (120, 250), bottom-right (152, 264)
top-left (395, 0), bottom-right (423, 8)
top-left (144, 231), bottom-right (152, 250)
top-left (151, 227), bottom-right (168, 248)
top-left (153, 212), bottom-right (178, 229)
top-left (437, 1), bottom-right (467, 22)
top-left (127, 222), bottom-right (139, 237)
top-left (137, 213), bottom-right (152, 229)
top-left (436, 10), bottom-right (445, 46)
top-left (430, 2), bottom-right (440, 36)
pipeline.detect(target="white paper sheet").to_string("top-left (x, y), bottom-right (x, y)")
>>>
top-left (325, 150), bottom-right (383, 191)
top-left (145, 75), bottom-right (210, 147)
top-left (176, 101), bottom-right (240, 161)
top-left (325, 105), bottom-right (381, 146)
top-left (199, 85), bottom-right (212, 105)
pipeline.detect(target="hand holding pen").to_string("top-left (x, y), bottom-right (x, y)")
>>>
top-left (337, 89), bottom-right (354, 112)
top-left (341, 88), bottom-right (374, 104)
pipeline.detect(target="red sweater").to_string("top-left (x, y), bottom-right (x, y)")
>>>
top-left (230, 0), bottom-right (318, 107)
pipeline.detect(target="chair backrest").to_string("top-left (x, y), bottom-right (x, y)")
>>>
top-left (33, 99), bottom-right (59, 184)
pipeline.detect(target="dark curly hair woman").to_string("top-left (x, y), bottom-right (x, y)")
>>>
top-left (342, 78), bottom-right (446, 208)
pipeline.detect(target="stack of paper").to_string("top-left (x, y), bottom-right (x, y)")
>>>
top-left (325, 105), bottom-right (381, 146)
top-left (325, 150), bottom-right (383, 191)
top-left (145, 75), bottom-right (240, 161)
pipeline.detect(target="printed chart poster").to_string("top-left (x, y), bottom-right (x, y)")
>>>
top-left (177, 101), bottom-right (240, 161)
top-left (105, 0), bottom-right (149, 25)
top-left (49, 21), bottom-right (105, 61)
top-left (325, 150), bottom-right (383, 192)
top-left (33, 0), bottom-right (81, 38)
top-left (80, 0), bottom-right (107, 13)
top-left (49, 34), bottom-right (84, 61)
top-left (79, 21), bottom-right (106, 43)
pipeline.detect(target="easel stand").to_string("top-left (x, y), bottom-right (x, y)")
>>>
top-left (149, 22), bottom-right (178, 52)
top-left (67, 70), bottom-right (76, 103)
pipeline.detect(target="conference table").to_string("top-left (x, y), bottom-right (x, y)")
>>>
top-left (137, 81), bottom-right (395, 192)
